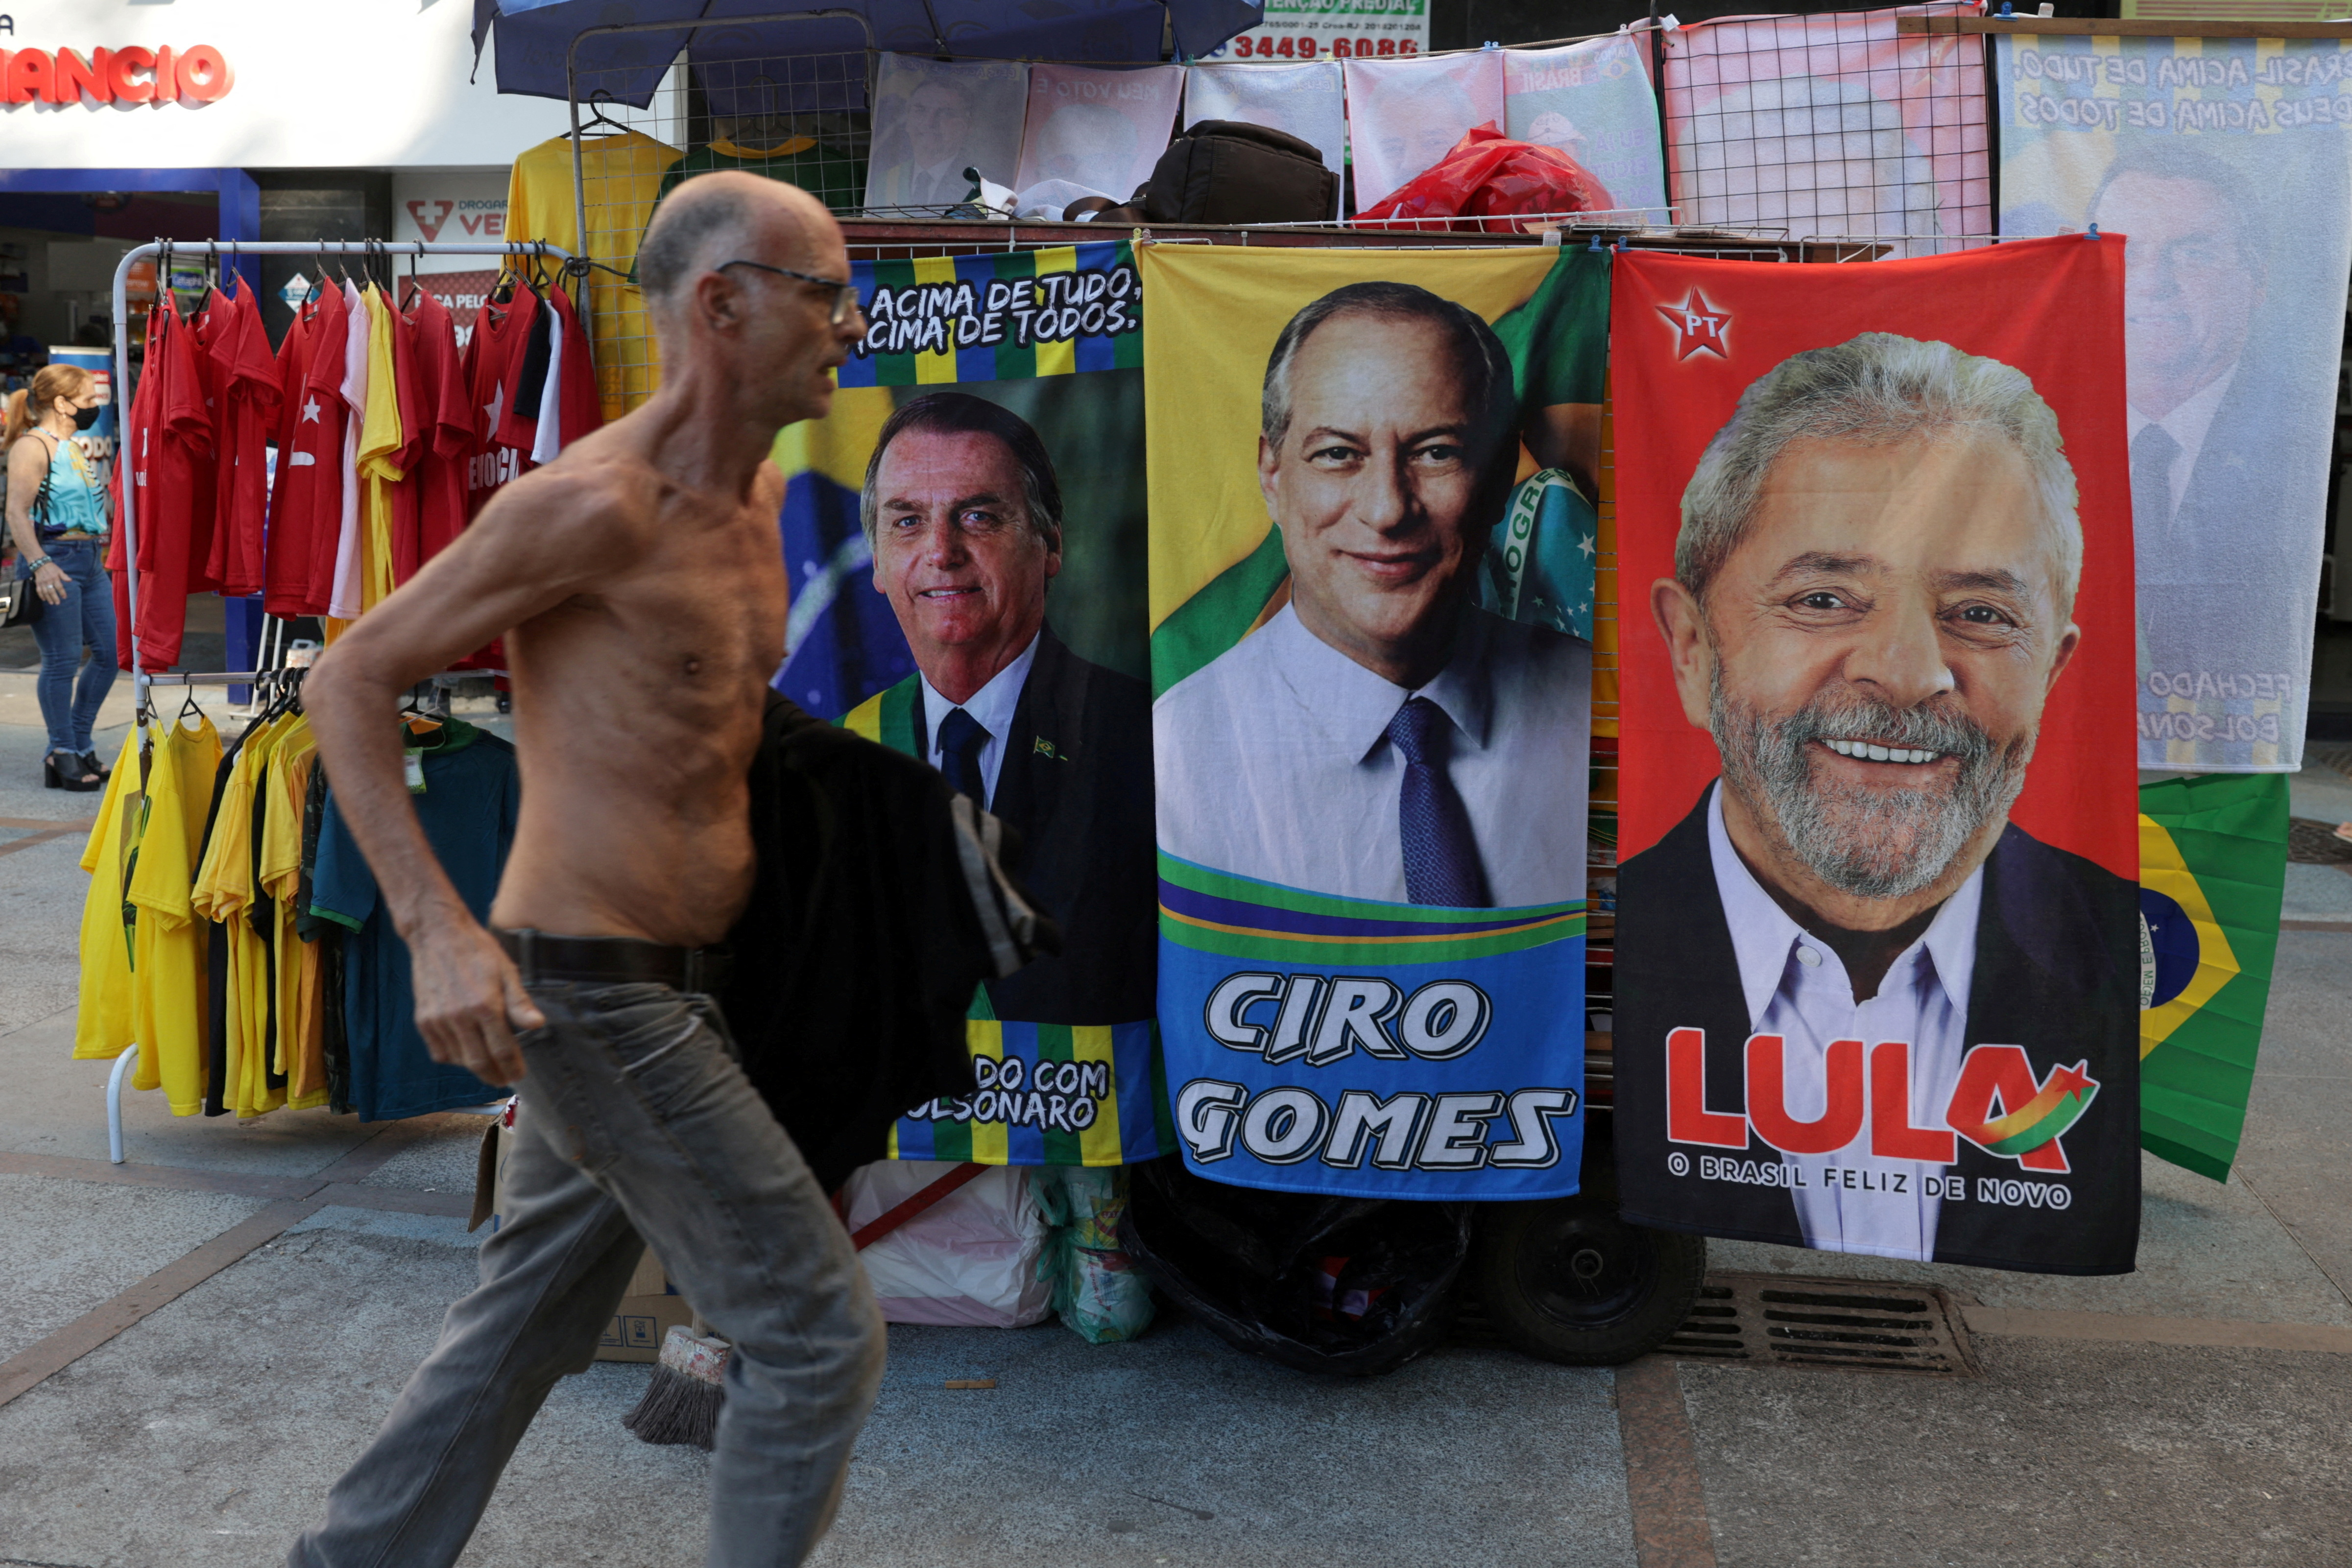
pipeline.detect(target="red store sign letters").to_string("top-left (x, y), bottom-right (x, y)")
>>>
top-left (1, 45), bottom-right (234, 106)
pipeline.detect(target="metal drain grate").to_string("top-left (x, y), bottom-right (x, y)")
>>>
top-left (1662, 1271), bottom-right (1978, 1377)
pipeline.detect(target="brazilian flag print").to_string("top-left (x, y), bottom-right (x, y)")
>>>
top-left (2138, 773), bottom-right (2288, 1181)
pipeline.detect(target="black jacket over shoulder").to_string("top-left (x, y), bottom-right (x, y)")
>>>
top-left (903, 625), bottom-right (1156, 1024)
top-left (720, 694), bottom-right (1059, 1193)
top-left (1614, 785), bottom-right (2141, 1276)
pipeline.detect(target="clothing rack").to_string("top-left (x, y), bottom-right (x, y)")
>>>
top-left (100, 238), bottom-right (564, 1163)
top-left (107, 238), bottom-right (573, 730)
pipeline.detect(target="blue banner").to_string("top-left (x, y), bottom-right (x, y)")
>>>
top-left (1159, 856), bottom-right (1587, 1200)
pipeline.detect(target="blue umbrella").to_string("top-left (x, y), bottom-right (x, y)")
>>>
top-left (472, 0), bottom-right (1265, 109)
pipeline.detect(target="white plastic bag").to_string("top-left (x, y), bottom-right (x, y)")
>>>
top-left (840, 1160), bottom-right (1053, 1329)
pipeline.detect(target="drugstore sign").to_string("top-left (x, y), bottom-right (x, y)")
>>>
top-left (0, 45), bottom-right (234, 105)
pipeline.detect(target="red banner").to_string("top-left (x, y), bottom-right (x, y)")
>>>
top-left (1609, 237), bottom-right (2141, 1275)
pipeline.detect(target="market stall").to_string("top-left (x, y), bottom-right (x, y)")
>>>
top-left (63, 1), bottom-right (2327, 1403)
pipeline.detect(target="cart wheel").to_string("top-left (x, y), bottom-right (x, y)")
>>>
top-left (1472, 1126), bottom-right (1705, 1366)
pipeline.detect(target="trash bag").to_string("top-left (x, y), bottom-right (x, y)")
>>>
top-left (1117, 1157), bottom-right (1472, 1377)
top-left (1034, 1166), bottom-right (1157, 1344)
top-left (840, 1160), bottom-right (1054, 1328)
top-left (1355, 122), bottom-right (1614, 233)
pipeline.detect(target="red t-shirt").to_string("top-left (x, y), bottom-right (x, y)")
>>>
top-left (262, 301), bottom-right (314, 614)
top-left (201, 285), bottom-right (280, 599)
top-left (450, 286), bottom-right (546, 673)
top-left (177, 294), bottom-right (224, 594)
top-left (271, 284), bottom-right (350, 619)
top-left (403, 290), bottom-right (476, 576)
top-left (117, 306), bottom-right (214, 669)
top-left (484, 285), bottom-right (545, 467)
top-left (109, 309), bottom-right (165, 666)
top-left (543, 284), bottom-right (604, 452)
top-left (464, 286), bottom-right (537, 520)
top-left (384, 290), bottom-right (430, 587)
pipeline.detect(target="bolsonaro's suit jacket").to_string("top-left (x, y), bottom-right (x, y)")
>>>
top-left (852, 623), bottom-right (1156, 1023)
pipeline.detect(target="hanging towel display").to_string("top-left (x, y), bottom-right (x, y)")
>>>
top-left (1663, 2), bottom-right (1989, 256)
top-left (1142, 244), bottom-right (1606, 1200)
top-left (772, 240), bottom-right (1165, 1168)
top-left (1344, 50), bottom-right (1507, 213)
top-left (1181, 60), bottom-right (1347, 219)
top-left (1503, 33), bottom-right (1669, 219)
top-left (1015, 65), bottom-right (1184, 205)
top-left (1609, 237), bottom-right (2141, 1274)
top-left (1996, 34), bottom-right (2349, 771)
top-left (2137, 773), bottom-right (2287, 1181)
top-left (865, 55), bottom-right (1030, 213)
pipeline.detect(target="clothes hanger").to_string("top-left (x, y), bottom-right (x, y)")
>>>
top-left (576, 90), bottom-right (632, 138)
top-left (397, 683), bottom-right (444, 737)
top-left (489, 244), bottom-right (520, 306)
top-left (177, 685), bottom-right (206, 728)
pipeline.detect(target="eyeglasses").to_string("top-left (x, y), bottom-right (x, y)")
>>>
top-left (716, 259), bottom-right (861, 326)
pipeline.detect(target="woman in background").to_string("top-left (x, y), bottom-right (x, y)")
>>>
top-left (4, 364), bottom-right (116, 791)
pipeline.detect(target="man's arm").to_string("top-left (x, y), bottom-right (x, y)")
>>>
top-left (303, 459), bottom-right (639, 1083)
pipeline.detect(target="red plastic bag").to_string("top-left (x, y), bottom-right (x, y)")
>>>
top-left (1356, 122), bottom-right (1615, 232)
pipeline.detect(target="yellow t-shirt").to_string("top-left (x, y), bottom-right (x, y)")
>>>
top-left (72, 729), bottom-right (145, 1063)
top-left (355, 285), bottom-right (405, 613)
top-left (259, 719), bottom-right (327, 1108)
top-left (507, 130), bottom-right (682, 422)
top-left (126, 714), bottom-right (220, 1117)
top-left (194, 717), bottom-right (274, 1119)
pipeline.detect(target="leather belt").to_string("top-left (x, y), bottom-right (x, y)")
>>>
top-left (496, 927), bottom-right (733, 995)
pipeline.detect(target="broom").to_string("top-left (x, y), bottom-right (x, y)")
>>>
top-left (623, 1323), bottom-right (730, 1450)
top-left (622, 1163), bottom-right (987, 1449)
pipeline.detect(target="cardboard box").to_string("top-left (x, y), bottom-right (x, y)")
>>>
top-left (600, 1247), bottom-right (694, 1362)
top-left (474, 1108), bottom-right (695, 1364)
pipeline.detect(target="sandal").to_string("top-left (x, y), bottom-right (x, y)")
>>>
top-left (44, 750), bottom-right (101, 792)
top-left (79, 749), bottom-right (110, 781)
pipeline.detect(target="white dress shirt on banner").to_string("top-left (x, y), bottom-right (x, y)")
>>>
top-left (918, 629), bottom-right (1040, 808)
top-left (2125, 369), bottom-right (2232, 527)
top-left (1706, 782), bottom-right (1983, 1261)
top-left (1153, 600), bottom-right (1588, 907)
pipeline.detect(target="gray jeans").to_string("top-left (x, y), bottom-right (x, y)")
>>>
top-left (289, 981), bottom-right (886, 1568)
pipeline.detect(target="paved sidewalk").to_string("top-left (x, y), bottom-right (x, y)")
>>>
top-left (1, 712), bottom-right (2348, 1568)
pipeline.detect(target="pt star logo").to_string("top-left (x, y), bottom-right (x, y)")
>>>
top-left (1656, 289), bottom-right (1730, 360)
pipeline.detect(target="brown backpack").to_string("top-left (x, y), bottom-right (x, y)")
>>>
top-left (1128, 119), bottom-right (1338, 226)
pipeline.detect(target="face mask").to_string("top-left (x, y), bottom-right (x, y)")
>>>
top-left (70, 404), bottom-right (101, 432)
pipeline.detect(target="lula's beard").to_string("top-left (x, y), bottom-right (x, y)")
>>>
top-left (1709, 666), bottom-right (2034, 902)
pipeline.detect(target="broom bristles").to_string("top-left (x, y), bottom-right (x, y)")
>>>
top-left (623, 1326), bottom-right (729, 1450)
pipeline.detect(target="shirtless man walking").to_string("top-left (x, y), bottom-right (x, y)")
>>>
top-left (289, 173), bottom-right (878, 1568)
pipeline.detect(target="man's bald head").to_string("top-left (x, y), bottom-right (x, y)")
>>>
top-left (637, 171), bottom-right (828, 310)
